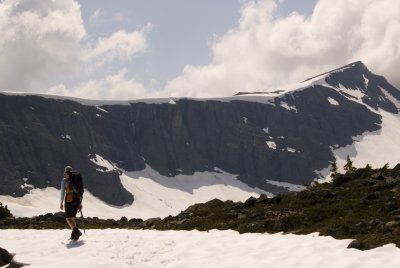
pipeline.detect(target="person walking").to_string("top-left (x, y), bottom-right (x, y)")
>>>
top-left (60, 166), bottom-right (84, 241)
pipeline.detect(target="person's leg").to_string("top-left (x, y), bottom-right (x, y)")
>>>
top-left (66, 217), bottom-right (76, 229)
top-left (70, 201), bottom-right (82, 240)
top-left (65, 202), bottom-right (78, 239)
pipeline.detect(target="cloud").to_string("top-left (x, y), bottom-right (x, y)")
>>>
top-left (89, 8), bottom-right (101, 24)
top-left (83, 25), bottom-right (150, 68)
top-left (0, 0), bottom-right (150, 94)
top-left (48, 69), bottom-right (148, 100)
top-left (164, 0), bottom-right (400, 97)
top-left (0, 0), bottom-right (85, 91)
top-left (2, 0), bottom-right (399, 100)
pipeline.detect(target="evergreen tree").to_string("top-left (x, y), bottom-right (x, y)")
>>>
top-left (0, 202), bottom-right (12, 219)
top-left (343, 155), bottom-right (355, 172)
top-left (382, 163), bottom-right (389, 170)
top-left (330, 160), bottom-right (338, 178)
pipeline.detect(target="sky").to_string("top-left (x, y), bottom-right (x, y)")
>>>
top-left (0, 0), bottom-right (399, 100)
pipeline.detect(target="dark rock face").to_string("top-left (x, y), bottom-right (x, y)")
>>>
top-left (0, 62), bottom-right (399, 205)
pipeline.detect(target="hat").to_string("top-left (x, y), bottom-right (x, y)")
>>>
top-left (64, 166), bottom-right (73, 172)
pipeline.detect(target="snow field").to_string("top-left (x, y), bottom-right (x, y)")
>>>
top-left (1, 229), bottom-right (400, 268)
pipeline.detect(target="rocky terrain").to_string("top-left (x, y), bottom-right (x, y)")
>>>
top-left (1, 164), bottom-right (400, 250)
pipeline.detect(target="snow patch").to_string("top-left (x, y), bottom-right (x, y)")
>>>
top-left (286, 147), bottom-right (297, 153)
top-left (265, 179), bottom-right (305, 192)
top-left (263, 128), bottom-right (269, 134)
top-left (96, 107), bottom-right (108, 113)
top-left (328, 97), bottom-right (339, 106)
top-left (243, 117), bottom-right (248, 124)
top-left (363, 74), bottom-right (369, 88)
top-left (327, 111), bottom-right (400, 177)
top-left (20, 182), bottom-right (34, 190)
top-left (117, 165), bottom-right (268, 219)
top-left (279, 101), bottom-right (298, 112)
top-left (336, 83), bottom-right (365, 100)
top-left (380, 86), bottom-right (400, 111)
top-left (89, 154), bottom-right (117, 172)
top-left (61, 134), bottom-right (71, 140)
top-left (0, 163), bottom-right (268, 220)
top-left (266, 141), bottom-right (277, 150)
top-left (314, 166), bottom-right (332, 183)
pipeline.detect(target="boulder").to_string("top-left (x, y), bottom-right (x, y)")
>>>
top-left (385, 221), bottom-right (399, 230)
top-left (347, 239), bottom-right (362, 249)
top-left (0, 247), bottom-right (13, 266)
top-left (142, 217), bottom-right (161, 228)
top-left (385, 201), bottom-right (399, 212)
top-left (371, 172), bottom-right (384, 180)
top-left (332, 175), bottom-right (351, 187)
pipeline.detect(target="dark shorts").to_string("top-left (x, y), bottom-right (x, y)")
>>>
top-left (65, 198), bottom-right (81, 218)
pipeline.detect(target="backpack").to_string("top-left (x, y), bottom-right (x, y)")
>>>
top-left (69, 171), bottom-right (84, 197)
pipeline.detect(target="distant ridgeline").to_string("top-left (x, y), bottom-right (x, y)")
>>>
top-left (0, 61), bottom-right (399, 205)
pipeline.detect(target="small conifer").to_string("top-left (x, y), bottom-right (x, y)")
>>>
top-left (0, 202), bottom-right (12, 219)
top-left (382, 163), bottom-right (389, 170)
top-left (343, 155), bottom-right (356, 172)
top-left (330, 160), bottom-right (338, 178)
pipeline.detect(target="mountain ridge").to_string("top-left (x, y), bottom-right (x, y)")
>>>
top-left (0, 62), bottom-right (399, 208)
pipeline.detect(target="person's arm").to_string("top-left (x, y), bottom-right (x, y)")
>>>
top-left (60, 178), bottom-right (65, 210)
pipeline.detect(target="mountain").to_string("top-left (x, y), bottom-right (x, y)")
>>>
top-left (0, 61), bottom-right (399, 208)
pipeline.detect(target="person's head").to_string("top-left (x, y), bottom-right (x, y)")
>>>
top-left (64, 166), bottom-right (73, 175)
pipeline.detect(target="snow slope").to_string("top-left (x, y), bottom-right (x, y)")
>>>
top-left (1, 229), bottom-right (400, 268)
top-left (0, 163), bottom-right (266, 220)
top-left (332, 111), bottom-right (400, 173)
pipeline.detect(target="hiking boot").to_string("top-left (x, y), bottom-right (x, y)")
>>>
top-left (69, 228), bottom-right (76, 240)
top-left (72, 227), bottom-right (82, 241)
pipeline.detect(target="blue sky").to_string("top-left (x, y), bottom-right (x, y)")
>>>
top-left (78, 0), bottom-right (316, 87)
top-left (0, 0), bottom-right (399, 100)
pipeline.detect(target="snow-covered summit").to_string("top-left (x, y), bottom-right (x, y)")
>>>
top-left (235, 61), bottom-right (400, 113)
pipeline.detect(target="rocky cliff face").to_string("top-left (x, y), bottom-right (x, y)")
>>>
top-left (0, 61), bottom-right (399, 206)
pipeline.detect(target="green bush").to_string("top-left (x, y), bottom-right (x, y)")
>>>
top-left (0, 202), bottom-right (12, 219)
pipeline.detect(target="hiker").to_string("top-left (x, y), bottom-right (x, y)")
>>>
top-left (60, 166), bottom-right (84, 241)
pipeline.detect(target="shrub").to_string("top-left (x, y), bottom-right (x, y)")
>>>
top-left (0, 202), bottom-right (12, 219)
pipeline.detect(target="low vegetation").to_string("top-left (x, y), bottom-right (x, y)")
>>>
top-left (0, 202), bottom-right (12, 219)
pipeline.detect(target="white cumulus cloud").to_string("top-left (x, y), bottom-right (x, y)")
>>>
top-left (83, 26), bottom-right (150, 68)
top-left (48, 69), bottom-right (148, 100)
top-left (2, 0), bottom-right (399, 100)
top-left (0, 0), bottom-right (85, 91)
top-left (0, 0), bottom-right (150, 95)
top-left (164, 0), bottom-right (400, 98)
